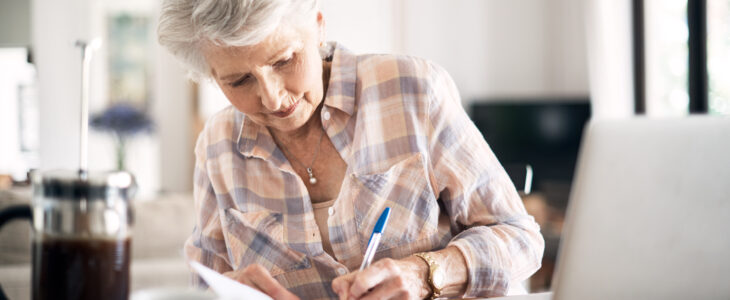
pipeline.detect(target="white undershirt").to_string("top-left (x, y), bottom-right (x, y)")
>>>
top-left (311, 199), bottom-right (336, 257)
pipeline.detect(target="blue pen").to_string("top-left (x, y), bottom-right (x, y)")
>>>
top-left (359, 207), bottom-right (391, 271)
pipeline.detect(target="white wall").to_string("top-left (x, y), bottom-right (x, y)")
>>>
top-left (319, 0), bottom-right (590, 106)
top-left (547, 0), bottom-right (591, 96)
top-left (585, 0), bottom-right (635, 119)
top-left (32, 0), bottom-right (91, 171)
top-left (320, 0), bottom-right (400, 54)
top-left (152, 33), bottom-right (194, 194)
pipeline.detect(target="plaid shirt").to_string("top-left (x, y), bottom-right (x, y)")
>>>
top-left (185, 42), bottom-right (544, 299)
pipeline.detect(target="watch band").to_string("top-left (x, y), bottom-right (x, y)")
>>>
top-left (414, 252), bottom-right (443, 300)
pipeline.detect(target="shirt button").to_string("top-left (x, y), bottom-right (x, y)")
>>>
top-left (323, 110), bottom-right (331, 121)
top-left (337, 267), bottom-right (348, 276)
top-left (328, 207), bottom-right (334, 216)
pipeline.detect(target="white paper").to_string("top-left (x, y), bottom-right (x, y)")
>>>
top-left (190, 261), bottom-right (273, 300)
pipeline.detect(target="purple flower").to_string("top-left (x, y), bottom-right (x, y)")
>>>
top-left (90, 103), bottom-right (154, 138)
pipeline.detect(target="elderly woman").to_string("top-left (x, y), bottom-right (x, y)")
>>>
top-left (158, 0), bottom-right (544, 299)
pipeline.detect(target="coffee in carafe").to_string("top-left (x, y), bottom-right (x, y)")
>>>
top-left (33, 237), bottom-right (130, 300)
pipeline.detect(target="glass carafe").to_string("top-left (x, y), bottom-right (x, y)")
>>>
top-left (0, 170), bottom-right (135, 300)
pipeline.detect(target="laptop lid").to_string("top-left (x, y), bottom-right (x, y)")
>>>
top-left (552, 116), bottom-right (730, 300)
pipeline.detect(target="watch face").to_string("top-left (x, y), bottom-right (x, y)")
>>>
top-left (432, 268), bottom-right (444, 289)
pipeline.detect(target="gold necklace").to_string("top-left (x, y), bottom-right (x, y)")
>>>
top-left (278, 128), bottom-right (326, 185)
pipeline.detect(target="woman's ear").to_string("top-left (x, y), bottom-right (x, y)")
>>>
top-left (316, 11), bottom-right (325, 46)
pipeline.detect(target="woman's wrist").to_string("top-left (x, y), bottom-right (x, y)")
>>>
top-left (411, 247), bottom-right (469, 298)
top-left (401, 255), bottom-right (433, 299)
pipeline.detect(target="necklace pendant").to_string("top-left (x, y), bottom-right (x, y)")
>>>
top-left (306, 167), bottom-right (317, 185)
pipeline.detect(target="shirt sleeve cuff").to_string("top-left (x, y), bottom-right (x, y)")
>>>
top-left (448, 228), bottom-right (512, 298)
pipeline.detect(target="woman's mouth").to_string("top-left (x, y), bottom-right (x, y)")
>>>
top-left (272, 99), bottom-right (300, 118)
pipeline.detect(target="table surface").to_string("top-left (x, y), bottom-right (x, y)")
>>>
top-left (129, 289), bottom-right (553, 300)
top-left (474, 292), bottom-right (552, 300)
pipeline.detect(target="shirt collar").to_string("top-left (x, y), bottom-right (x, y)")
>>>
top-left (321, 41), bottom-right (357, 116)
top-left (236, 112), bottom-right (285, 164)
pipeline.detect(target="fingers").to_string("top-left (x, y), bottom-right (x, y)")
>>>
top-left (222, 269), bottom-right (256, 287)
top-left (333, 259), bottom-right (407, 300)
top-left (247, 265), bottom-right (300, 300)
top-left (358, 276), bottom-right (409, 300)
top-left (348, 261), bottom-right (392, 298)
top-left (225, 264), bottom-right (300, 300)
top-left (332, 271), bottom-right (356, 300)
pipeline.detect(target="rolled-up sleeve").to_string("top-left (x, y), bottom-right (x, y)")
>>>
top-left (425, 63), bottom-right (545, 297)
top-left (184, 125), bottom-right (233, 287)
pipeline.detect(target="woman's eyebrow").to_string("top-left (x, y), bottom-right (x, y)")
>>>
top-left (265, 42), bottom-right (302, 63)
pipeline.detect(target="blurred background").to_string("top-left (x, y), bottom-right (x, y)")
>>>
top-left (1, 0), bottom-right (728, 294)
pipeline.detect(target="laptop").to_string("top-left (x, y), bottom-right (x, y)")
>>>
top-left (548, 116), bottom-right (730, 299)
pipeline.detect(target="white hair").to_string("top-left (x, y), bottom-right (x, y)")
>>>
top-left (157, 0), bottom-right (319, 81)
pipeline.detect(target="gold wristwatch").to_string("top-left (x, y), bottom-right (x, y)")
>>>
top-left (414, 252), bottom-right (444, 300)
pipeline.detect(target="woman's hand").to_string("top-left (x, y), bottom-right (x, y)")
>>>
top-left (223, 264), bottom-right (300, 300)
top-left (331, 257), bottom-right (431, 300)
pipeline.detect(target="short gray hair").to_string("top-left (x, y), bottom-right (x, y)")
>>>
top-left (157, 0), bottom-right (319, 81)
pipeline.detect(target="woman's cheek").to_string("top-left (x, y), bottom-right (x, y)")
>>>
top-left (226, 91), bottom-right (259, 114)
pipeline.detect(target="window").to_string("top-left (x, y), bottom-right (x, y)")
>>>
top-left (708, 0), bottom-right (730, 115)
top-left (641, 0), bottom-right (729, 116)
top-left (645, 0), bottom-right (689, 116)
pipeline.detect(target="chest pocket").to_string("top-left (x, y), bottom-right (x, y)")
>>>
top-left (222, 208), bottom-right (310, 277)
top-left (351, 153), bottom-right (441, 251)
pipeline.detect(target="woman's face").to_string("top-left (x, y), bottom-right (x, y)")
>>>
top-left (203, 16), bottom-right (325, 134)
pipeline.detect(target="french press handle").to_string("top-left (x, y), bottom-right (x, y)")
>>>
top-left (0, 204), bottom-right (31, 229)
top-left (0, 204), bottom-right (32, 299)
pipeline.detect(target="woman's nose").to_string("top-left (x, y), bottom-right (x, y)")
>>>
top-left (258, 75), bottom-right (286, 111)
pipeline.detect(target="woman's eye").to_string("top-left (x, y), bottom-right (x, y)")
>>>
top-left (274, 56), bottom-right (293, 68)
top-left (231, 75), bottom-right (251, 87)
